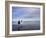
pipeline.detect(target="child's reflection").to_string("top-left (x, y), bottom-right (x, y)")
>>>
top-left (18, 20), bottom-right (22, 30)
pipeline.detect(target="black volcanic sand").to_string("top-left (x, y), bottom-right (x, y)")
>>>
top-left (12, 24), bottom-right (40, 31)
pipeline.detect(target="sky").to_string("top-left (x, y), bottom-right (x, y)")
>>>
top-left (12, 7), bottom-right (40, 22)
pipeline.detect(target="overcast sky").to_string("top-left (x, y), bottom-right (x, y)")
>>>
top-left (12, 7), bottom-right (40, 21)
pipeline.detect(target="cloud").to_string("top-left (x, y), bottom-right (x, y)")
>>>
top-left (12, 7), bottom-right (40, 19)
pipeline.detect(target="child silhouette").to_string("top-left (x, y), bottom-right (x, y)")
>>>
top-left (18, 20), bottom-right (20, 24)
